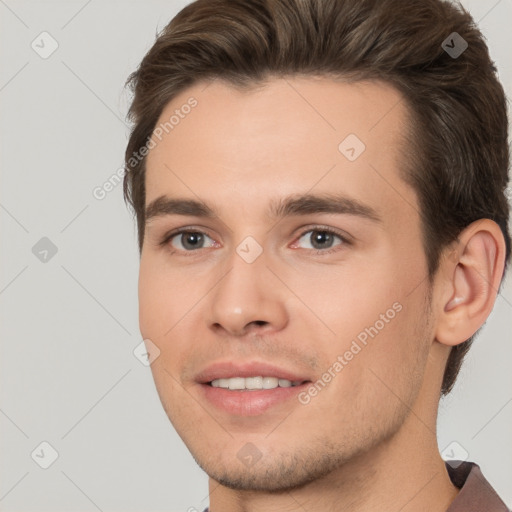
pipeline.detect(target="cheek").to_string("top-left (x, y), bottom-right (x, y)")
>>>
top-left (137, 257), bottom-right (190, 339)
top-left (302, 263), bottom-right (430, 403)
top-left (357, 297), bottom-right (432, 404)
top-left (318, 301), bottom-right (431, 442)
top-left (138, 259), bottom-right (202, 376)
top-left (138, 262), bottom-right (162, 339)
top-left (281, 257), bottom-right (401, 344)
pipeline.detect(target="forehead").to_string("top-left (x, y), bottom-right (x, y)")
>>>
top-left (144, 76), bottom-right (415, 223)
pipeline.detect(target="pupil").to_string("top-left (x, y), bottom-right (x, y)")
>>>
top-left (312, 231), bottom-right (332, 249)
top-left (183, 232), bottom-right (203, 250)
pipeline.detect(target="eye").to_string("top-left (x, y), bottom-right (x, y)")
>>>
top-left (294, 227), bottom-right (349, 253)
top-left (160, 226), bottom-right (351, 256)
top-left (166, 230), bottom-right (217, 252)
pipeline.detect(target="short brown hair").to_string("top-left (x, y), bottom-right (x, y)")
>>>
top-left (123, 0), bottom-right (511, 395)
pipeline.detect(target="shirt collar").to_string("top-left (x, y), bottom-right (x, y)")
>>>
top-left (445, 461), bottom-right (510, 511)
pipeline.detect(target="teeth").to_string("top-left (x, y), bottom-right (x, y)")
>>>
top-left (210, 376), bottom-right (303, 390)
top-left (246, 376), bottom-right (263, 389)
top-left (228, 377), bottom-right (245, 390)
top-left (262, 376), bottom-right (278, 389)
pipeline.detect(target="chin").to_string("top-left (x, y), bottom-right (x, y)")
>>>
top-left (187, 439), bottom-right (363, 493)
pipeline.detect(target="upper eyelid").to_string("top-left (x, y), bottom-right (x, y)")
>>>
top-left (296, 226), bottom-right (351, 241)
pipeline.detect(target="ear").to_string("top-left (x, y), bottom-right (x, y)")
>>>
top-left (435, 219), bottom-right (507, 347)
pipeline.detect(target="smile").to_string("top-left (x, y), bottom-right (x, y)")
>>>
top-left (210, 376), bottom-right (305, 390)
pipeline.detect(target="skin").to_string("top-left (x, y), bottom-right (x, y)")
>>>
top-left (139, 77), bottom-right (506, 512)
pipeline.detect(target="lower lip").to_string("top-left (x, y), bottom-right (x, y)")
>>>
top-left (199, 383), bottom-right (310, 416)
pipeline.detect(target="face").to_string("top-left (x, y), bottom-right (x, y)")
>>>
top-left (139, 77), bottom-right (435, 491)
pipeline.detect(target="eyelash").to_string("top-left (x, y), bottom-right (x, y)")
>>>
top-left (159, 225), bottom-right (352, 257)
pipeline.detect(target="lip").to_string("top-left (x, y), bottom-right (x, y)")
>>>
top-left (195, 361), bottom-right (310, 384)
top-left (195, 361), bottom-right (312, 417)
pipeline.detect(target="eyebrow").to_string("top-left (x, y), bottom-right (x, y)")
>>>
top-left (144, 193), bottom-right (382, 225)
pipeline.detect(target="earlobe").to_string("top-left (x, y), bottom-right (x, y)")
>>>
top-left (435, 220), bottom-right (506, 347)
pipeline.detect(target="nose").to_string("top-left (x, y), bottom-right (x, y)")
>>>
top-left (206, 249), bottom-right (289, 338)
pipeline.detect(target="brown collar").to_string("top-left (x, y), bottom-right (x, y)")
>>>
top-left (445, 461), bottom-right (510, 511)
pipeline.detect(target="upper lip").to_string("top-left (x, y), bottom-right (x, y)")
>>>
top-left (195, 361), bottom-right (311, 384)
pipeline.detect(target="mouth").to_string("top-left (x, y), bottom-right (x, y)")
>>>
top-left (195, 362), bottom-right (312, 416)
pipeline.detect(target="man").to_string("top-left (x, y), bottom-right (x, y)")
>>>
top-left (123, 0), bottom-right (511, 510)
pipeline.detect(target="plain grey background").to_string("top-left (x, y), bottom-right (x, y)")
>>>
top-left (1, 0), bottom-right (511, 510)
